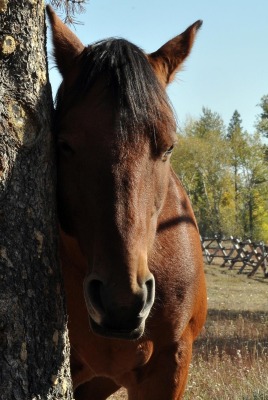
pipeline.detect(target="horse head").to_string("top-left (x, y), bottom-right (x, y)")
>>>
top-left (47, 6), bottom-right (202, 340)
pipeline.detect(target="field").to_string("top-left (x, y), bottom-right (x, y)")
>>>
top-left (184, 265), bottom-right (268, 399)
top-left (108, 265), bottom-right (268, 399)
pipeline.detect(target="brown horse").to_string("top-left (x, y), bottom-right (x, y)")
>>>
top-left (47, 6), bottom-right (207, 399)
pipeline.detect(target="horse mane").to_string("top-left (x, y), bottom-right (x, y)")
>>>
top-left (56, 38), bottom-right (176, 142)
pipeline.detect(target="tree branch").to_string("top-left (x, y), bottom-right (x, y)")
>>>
top-left (49, 0), bottom-right (87, 25)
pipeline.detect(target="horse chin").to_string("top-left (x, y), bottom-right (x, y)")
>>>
top-left (89, 317), bottom-right (145, 341)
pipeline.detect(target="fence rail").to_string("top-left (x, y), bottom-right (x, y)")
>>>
top-left (201, 236), bottom-right (268, 278)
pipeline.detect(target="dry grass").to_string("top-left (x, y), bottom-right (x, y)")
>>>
top-left (108, 265), bottom-right (268, 399)
top-left (185, 265), bottom-right (268, 399)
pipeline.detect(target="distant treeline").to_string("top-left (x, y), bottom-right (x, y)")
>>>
top-left (172, 97), bottom-right (268, 242)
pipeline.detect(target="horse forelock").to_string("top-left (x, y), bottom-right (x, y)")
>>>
top-left (56, 38), bottom-right (176, 143)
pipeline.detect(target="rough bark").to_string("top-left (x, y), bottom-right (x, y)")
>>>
top-left (0, 1), bottom-right (73, 398)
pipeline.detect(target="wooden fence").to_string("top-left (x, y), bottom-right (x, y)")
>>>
top-left (201, 236), bottom-right (268, 278)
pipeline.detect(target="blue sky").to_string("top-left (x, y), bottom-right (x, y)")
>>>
top-left (47, 0), bottom-right (268, 133)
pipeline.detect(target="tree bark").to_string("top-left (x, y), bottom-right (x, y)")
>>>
top-left (0, 1), bottom-right (72, 398)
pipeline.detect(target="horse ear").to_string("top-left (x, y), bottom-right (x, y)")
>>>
top-left (46, 5), bottom-right (85, 77)
top-left (148, 20), bottom-right (202, 86)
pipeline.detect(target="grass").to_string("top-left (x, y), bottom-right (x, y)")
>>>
top-left (184, 265), bottom-right (268, 399)
top-left (108, 265), bottom-right (268, 399)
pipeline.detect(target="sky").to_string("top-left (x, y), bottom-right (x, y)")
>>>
top-left (47, 0), bottom-right (268, 133)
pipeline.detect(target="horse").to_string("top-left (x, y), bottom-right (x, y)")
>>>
top-left (47, 6), bottom-right (207, 399)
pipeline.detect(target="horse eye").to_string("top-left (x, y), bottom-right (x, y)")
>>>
top-left (59, 141), bottom-right (74, 156)
top-left (166, 145), bottom-right (174, 155)
top-left (162, 145), bottom-right (174, 161)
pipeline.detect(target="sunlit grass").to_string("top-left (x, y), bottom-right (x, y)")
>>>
top-left (184, 311), bottom-right (268, 399)
top-left (185, 352), bottom-right (268, 399)
top-left (184, 266), bottom-right (268, 399)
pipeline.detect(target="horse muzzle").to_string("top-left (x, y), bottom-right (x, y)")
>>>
top-left (83, 275), bottom-right (155, 340)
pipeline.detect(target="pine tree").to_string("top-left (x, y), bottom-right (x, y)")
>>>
top-left (256, 95), bottom-right (268, 138)
top-left (227, 109), bottom-right (243, 139)
top-left (194, 107), bottom-right (225, 138)
top-left (226, 110), bottom-right (246, 234)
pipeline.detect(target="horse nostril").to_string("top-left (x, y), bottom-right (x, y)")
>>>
top-left (85, 275), bottom-right (155, 326)
top-left (144, 275), bottom-right (155, 309)
top-left (87, 279), bottom-right (105, 314)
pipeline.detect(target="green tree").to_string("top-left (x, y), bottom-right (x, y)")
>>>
top-left (187, 107), bottom-right (225, 138)
top-left (173, 109), bottom-right (228, 236)
top-left (226, 110), bottom-right (247, 236)
top-left (173, 110), bottom-right (268, 241)
top-left (256, 95), bottom-right (268, 138)
top-left (227, 110), bottom-right (243, 139)
top-left (239, 133), bottom-right (268, 240)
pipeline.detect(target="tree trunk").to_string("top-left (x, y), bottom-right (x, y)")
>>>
top-left (0, 1), bottom-right (73, 398)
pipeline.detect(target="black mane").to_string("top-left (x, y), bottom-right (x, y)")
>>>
top-left (57, 38), bottom-right (176, 140)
